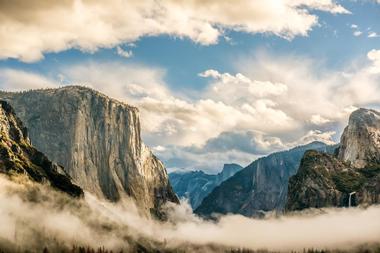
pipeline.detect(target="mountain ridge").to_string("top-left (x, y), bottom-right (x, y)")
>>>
top-left (195, 141), bottom-right (336, 217)
top-left (169, 163), bottom-right (243, 208)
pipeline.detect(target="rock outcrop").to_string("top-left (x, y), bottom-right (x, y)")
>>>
top-left (169, 163), bottom-right (243, 209)
top-left (0, 86), bottom-right (178, 218)
top-left (0, 100), bottom-right (83, 197)
top-left (195, 142), bottom-right (334, 217)
top-left (286, 108), bottom-right (380, 211)
top-left (338, 108), bottom-right (380, 168)
top-left (286, 150), bottom-right (380, 211)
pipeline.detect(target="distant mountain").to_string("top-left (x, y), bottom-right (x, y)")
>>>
top-left (286, 108), bottom-right (380, 211)
top-left (169, 163), bottom-right (243, 208)
top-left (195, 141), bottom-right (336, 217)
top-left (0, 86), bottom-right (178, 218)
top-left (0, 100), bottom-right (83, 197)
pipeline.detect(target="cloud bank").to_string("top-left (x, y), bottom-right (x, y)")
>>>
top-left (0, 0), bottom-right (349, 62)
top-left (0, 175), bottom-right (379, 252)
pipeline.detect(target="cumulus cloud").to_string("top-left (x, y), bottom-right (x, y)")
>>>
top-left (0, 175), bottom-right (379, 252)
top-left (200, 69), bottom-right (288, 100)
top-left (0, 0), bottom-right (349, 62)
top-left (367, 50), bottom-right (380, 74)
top-left (1, 48), bottom-right (380, 171)
top-left (238, 51), bottom-right (380, 123)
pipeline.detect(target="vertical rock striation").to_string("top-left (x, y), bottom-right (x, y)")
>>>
top-left (338, 108), bottom-right (380, 168)
top-left (0, 100), bottom-right (83, 197)
top-left (0, 86), bottom-right (178, 218)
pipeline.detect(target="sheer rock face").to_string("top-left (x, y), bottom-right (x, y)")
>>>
top-left (338, 108), bottom-right (380, 168)
top-left (195, 142), bottom-right (333, 217)
top-left (0, 100), bottom-right (83, 197)
top-left (169, 163), bottom-right (243, 209)
top-left (0, 87), bottom-right (178, 217)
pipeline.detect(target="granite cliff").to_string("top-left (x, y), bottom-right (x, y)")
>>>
top-left (0, 86), bottom-right (178, 217)
top-left (0, 100), bottom-right (83, 197)
top-left (337, 108), bottom-right (380, 168)
top-left (286, 108), bottom-right (380, 211)
top-left (169, 163), bottom-right (243, 209)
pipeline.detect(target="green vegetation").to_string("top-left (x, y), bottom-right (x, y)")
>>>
top-left (360, 164), bottom-right (380, 178)
top-left (332, 171), bottom-right (365, 193)
top-left (331, 162), bottom-right (380, 194)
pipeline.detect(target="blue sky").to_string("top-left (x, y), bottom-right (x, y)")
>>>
top-left (0, 0), bottom-right (380, 173)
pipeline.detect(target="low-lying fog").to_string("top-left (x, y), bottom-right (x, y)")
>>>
top-left (0, 175), bottom-right (379, 252)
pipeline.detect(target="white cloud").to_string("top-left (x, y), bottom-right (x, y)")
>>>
top-left (116, 46), bottom-right (133, 59)
top-left (350, 23), bottom-right (362, 37)
top-left (368, 32), bottom-right (380, 38)
top-left (238, 51), bottom-right (380, 123)
top-left (200, 69), bottom-right (288, 100)
top-left (310, 114), bottom-right (331, 125)
top-left (296, 130), bottom-right (336, 146)
top-left (0, 69), bottom-right (58, 91)
top-left (288, 0), bottom-right (351, 14)
top-left (2, 47), bottom-right (380, 171)
top-left (367, 49), bottom-right (380, 74)
top-left (0, 0), bottom-right (349, 62)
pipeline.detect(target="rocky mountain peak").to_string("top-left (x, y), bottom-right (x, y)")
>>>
top-left (338, 108), bottom-right (380, 168)
top-left (217, 163), bottom-right (243, 183)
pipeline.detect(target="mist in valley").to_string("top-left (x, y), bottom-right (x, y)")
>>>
top-left (0, 175), bottom-right (379, 252)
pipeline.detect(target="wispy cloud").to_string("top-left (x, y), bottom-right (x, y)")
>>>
top-left (350, 23), bottom-right (362, 37)
top-left (116, 46), bottom-right (133, 59)
top-left (368, 32), bottom-right (380, 38)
